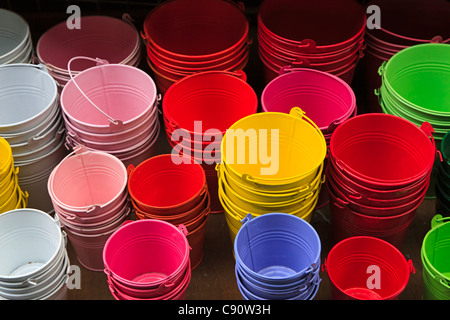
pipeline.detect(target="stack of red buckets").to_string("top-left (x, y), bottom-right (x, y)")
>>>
top-left (127, 154), bottom-right (210, 270)
top-left (257, 0), bottom-right (366, 85)
top-left (326, 114), bottom-right (436, 249)
top-left (142, 0), bottom-right (251, 94)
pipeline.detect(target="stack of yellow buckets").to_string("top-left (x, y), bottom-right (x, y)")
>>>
top-left (217, 107), bottom-right (327, 243)
top-left (0, 137), bottom-right (27, 214)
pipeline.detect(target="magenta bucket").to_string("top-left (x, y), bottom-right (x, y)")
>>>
top-left (36, 15), bottom-right (141, 87)
top-left (103, 219), bottom-right (191, 299)
top-left (261, 68), bottom-right (356, 134)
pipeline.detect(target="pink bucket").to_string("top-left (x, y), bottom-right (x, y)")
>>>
top-left (103, 219), bottom-right (190, 291)
top-left (261, 68), bottom-right (356, 134)
top-left (48, 148), bottom-right (127, 214)
top-left (60, 57), bottom-right (158, 134)
top-left (37, 15), bottom-right (141, 87)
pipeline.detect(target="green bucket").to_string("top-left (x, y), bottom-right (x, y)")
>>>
top-left (379, 43), bottom-right (450, 118)
top-left (421, 214), bottom-right (450, 300)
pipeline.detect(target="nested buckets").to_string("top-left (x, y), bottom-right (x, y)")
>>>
top-left (218, 107), bottom-right (327, 244)
top-left (0, 63), bottom-right (66, 213)
top-left (361, 0), bottom-right (450, 113)
top-left (0, 137), bottom-right (27, 214)
top-left (36, 14), bottom-right (142, 87)
top-left (261, 67), bottom-right (357, 208)
top-left (323, 236), bottom-right (415, 300)
top-left (234, 213), bottom-right (321, 300)
top-left (163, 70), bottom-right (258, 214)
top-left (48, 147), bottom-right (130, 272)
top-left (61, 57), bottom-right (160, 168)
top-left (142, 0), bottom-right (251, 94)
top-left (0, 208), bottom-right (70, 300)
top-left (0, 9), bottom-right (34, 65)
top-left (257, 0), bottom-right (366, 85)
top-left (327, 113), bottom-right (436, 248)
top-left (421, 215), bottom-right (450, 300)
top-left (103, 219), bottom-right (191, 300)
top-left (436, 131), bottom-right (450, 215)
top-left (127, 154), bottom-right (210, 270)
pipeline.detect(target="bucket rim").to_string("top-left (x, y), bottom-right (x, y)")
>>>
top-left (324, 235), bottom-right (414, 300)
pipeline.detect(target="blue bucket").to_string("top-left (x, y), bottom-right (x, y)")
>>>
top-left (236, 264), bottom-right (321, 300)
top-left (234, 212), bottom-right (321, 299)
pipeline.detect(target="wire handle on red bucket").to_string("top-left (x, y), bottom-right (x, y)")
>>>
top-left (67, 56), bottom-right (125, 129)
top-left (373, 24), bottom-right (450, 45)
top-left (420, 122), bottom-right (442, 162)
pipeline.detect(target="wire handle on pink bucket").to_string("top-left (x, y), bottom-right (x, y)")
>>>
top-left (67, 56), bottom-right (125, 129)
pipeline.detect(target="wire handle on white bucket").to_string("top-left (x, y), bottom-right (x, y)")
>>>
top-left (67, 56), bottom-right (125, 129)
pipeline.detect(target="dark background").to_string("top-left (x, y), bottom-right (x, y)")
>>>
top-left (0, 0), bottom-right (440, 301)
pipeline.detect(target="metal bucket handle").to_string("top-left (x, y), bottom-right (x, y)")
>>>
top-left (372, 24), bottom-right (449, 44)
top-left (67, 56), bottom-right (124, 129)
top-left (241, 107), bottom-right (325, 184)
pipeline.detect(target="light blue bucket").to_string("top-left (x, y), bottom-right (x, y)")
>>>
top-left (234, 212), bottom-right (321, 299)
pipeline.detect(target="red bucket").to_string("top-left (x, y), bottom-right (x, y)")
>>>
top-left (142, 0), bottom-right (248, 61)
top-left (127, 154), bottom-right (207, 215)
top-left (329, 114), bottom-right (436, 190)
top-left (163, 70), bottom-right (257, 138)
top-left (323, 236), bottom-right (415, 300)
top-left (258, 0), bottom-right (366, 54)
top-left (328, 187), bottom-right (420, 249)
top-left (326, 165), bottom-right (429, 216)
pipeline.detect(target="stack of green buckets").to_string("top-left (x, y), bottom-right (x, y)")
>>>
top-left (421, 215), bottom-right (450, 300)
top-left (436, 131), bottom-right (450, 216)
top-left (377, 43), bottom-right (450, 198)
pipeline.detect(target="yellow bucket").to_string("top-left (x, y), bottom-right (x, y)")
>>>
top-left (0, 182), bottom-right (27, 214)
top-left (0, 168), bottom-right (19, 204)
top-left (217, 161), bottom-right (324, 203)
top-left (219, 168), bottom-right (322, 213)
top-left (0, 137), bottom-right (14, 182)
top-left (221, 187), bottom-right (319, 245)
top-left (220, 107), bottom-right (327, 191)
top-left (0, 163), bottom-right (15, 194)
top-left (219, 178), bottom-right (318, 228)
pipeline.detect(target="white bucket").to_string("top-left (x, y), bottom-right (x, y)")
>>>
top-left (0, 209), bottom-right (65, 285)
top-left (0, 9), bottom-right (31, 65)
top-left (0, 64), bottom-right (58, 134)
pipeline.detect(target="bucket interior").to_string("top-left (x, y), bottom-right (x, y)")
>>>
top-left (0, 9), bottom-right (29, 57)
top-left (128, 155), bottom-right (205, 208)
top-left (0, 66), bottom-right (57, 126)
top-left (104, 220), bottom-right (188, 283)
top-left (221, 112), bottom-right (326, 182)
top-left (326, 237), bottom-right (410, 299)
top-left (383, 44), bottom-right (450, 113)
top-left (0, 210), bottom-right (61, 279)
top-left (50, 151), bottom-right (126, 208)
top-left (37, 16), bottom-right (139, 71)
top-left (258, 0), bottom-right (365, 47)
top-left (422, 222), bottom-right (450, 279)
top-left (235, 213), bottom-right (320, 279)
top-left (163, 72), bottom-right (257, 133)
top-left (61, 64), bottom-right (157, 127)
top-left (330, 114), bottom-right (434, 183)
top-left (144, 0), bottom-right (248, 56)
top-left (261, 70), bottom-right (355, 129)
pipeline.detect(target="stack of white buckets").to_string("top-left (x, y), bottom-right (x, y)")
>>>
top-left (0, 9), bottom-right (34, 65)
top-left (0, 209), bottom-right (70, 300)
top-left (0, 64), bottom-right (67, 213)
